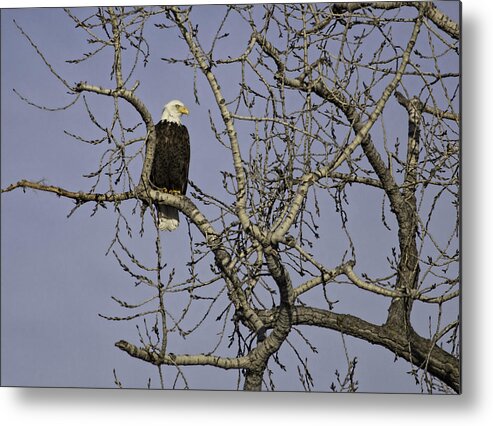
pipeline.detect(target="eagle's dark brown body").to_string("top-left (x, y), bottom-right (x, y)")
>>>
top-left (150, 120), bottom-right (190, 230)
top-left (150, 120), bottom-right (190, 194)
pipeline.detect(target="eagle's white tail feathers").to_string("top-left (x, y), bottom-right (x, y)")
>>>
top-left (157, 204), bottom-right (179, 231)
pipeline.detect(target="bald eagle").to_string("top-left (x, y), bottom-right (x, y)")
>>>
top-left (150, 100), bottom-right (190, 231)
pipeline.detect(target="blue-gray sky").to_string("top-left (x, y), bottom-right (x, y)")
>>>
top-left (1, 1), bottom-right (460, 392)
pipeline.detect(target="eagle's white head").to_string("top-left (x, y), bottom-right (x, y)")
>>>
top-left (161, 99), bottom-right (189, 124)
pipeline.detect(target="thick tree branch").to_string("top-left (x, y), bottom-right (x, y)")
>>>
top-left (115, 340), bottom-right (249, 369)
top-left (332, 2), bottom-right (459, 40)
top-left (258, 306), bottom-right (460, 393)
top-left (386, 91), bottom-right (423, 326)
top-left (1, 179), bottom-right (135, 202)
top-left (422, 104), bottom-right (459, 122)
top-left (108, 7), bottom-right (124, 89)
top-left (243, 247), bottom-right (294, 390)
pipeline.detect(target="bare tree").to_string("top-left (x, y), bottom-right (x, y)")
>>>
top-left (3, 2), bottom-right (460, 393)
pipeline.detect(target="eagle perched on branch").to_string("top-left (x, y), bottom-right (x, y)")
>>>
top-left (150, 100), bottom-right (190, 231)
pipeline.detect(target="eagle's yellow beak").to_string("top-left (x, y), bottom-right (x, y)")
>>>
top-left (179, 106), bottom-right (190, 115)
